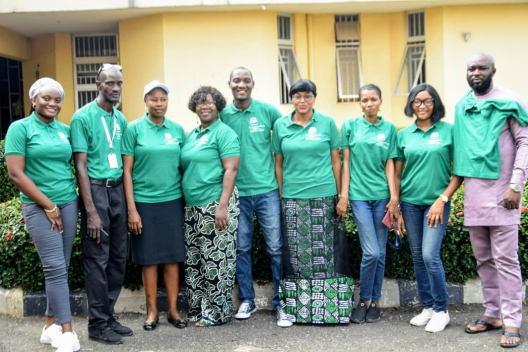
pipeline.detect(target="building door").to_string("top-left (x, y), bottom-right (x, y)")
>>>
top-left (0, 57), bottom-right (25, 139)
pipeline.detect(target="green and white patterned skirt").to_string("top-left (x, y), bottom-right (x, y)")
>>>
top-left (279, 195), bottom-right (354, 324)
top-left (184, 189), bottom-right (239, 326)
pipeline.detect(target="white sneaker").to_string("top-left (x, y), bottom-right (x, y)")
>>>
top-left (425, 311), bottom-right (450, 333)
top-left (276, 308), bottom-right (293, 328)
top-left (55, 331), bottom-right (81, 352)
top-left (234, 301), bottom-right (257, 320)
top-left (410, 308), bottom-right (434, 326)
top-left (40, 324), bottom-right (62, 346)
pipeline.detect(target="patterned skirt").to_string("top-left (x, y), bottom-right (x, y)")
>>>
top-left (184, 189), bottom-right (239, 326)
top-left (279, 195), bottom-right (354, 324)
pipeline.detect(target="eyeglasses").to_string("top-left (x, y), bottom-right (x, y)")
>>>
top-left (412, 98), bottom-right (435, 107)
top-left (196, 100), bottom-right (216, 108)
top-left (292, 94), bottom-right (315, 102)
top-left (96, 64), bottom-right (123, 80)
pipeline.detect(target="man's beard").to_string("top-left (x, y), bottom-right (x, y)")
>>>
top-left (468, 75), bottom-right (492, 93)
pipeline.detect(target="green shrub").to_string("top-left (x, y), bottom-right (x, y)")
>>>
top-left (0, 140), bottom-right (18, 203)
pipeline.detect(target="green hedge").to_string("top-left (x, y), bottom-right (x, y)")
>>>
top-left (0, 140), bottom-right (527, 292)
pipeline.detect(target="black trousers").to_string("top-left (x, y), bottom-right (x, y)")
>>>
top-left (80, 183), bottom-right (128, 331)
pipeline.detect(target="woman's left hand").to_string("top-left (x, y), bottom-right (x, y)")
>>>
top-left (215, 204), bottom-right (229, 231)
top-left (386, 199), bottom-right (400, 221)
top-left (427, 199), bottom-right (445, 228)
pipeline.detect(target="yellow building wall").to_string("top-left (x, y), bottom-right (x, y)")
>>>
top-left (440, 3), bottom-right (528, 122)
top-left (0, 26), bottom-right (30, 61)
top-left (424, 7), bottom-right (445, 111)
top-left (119, 14), bottom-right (165, 122)
top-left (22, 35), bottom-right (57, 120)
top-left (161, 11), bottom-right (280, 132)
top-left (54, 33), bottom-right (74, 124)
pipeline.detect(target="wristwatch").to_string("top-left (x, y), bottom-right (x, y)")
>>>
top-left (509, 183), bottom-right (522, 193)
top-left (440, 194), bottom-right (448, 203)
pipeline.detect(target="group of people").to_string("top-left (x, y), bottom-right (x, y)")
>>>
top-left (3, 52), bottom-right (526, 351)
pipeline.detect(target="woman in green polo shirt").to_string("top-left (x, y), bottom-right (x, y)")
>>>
top-left (122, 81), bottom-right (187, 331)
top-left (180, 86), bottom-right (240, 327)
top-left (395, 83), bottom-right (462, 333)
top-left (338, 84), bottom-right (399, 324)
top-left (272, 79), bottom-right (354, 327)
top-left (5, 78), bottom-right (80, 351)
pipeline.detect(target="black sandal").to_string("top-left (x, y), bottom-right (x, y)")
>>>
top-left (143, 317), bottom-right (159, 331)
top-left (465, 319), bottom-right (503, 334)
top-left (500, 331), bottom-right (521, 349)
top-left (168, 315), bottom-right (187, 329)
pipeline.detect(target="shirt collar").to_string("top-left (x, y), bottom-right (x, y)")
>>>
top-left (192, 118), bottom-right (221, 134)
top-left (91, 99), bottom-right (118, 118)
top-left (30, 111), bottom-right (57, 129)
top-left (230, 98), bottom-right (254, 113)
top-left (284, 108), bottom-right (319, 127)
top-left (360, 115), bottom-right (385, 128)
top-left (143, 113), bottom-right (167, 129)
top-left (410, 120), bottom-right (439, 133)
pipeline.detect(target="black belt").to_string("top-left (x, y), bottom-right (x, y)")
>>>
top-left (90, 177), bottom-right (123, 188)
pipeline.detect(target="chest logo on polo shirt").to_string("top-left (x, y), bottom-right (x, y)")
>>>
top-left (164, 133), bottom-right (178, 145)
top-left (57, 132), bottom-right (70, 144)
top-left (305, 127), bottom-right (322, 141)
top-left (426, 132), bottom-right (443, 145)
top-left (375, 133), bottom-right (389, 149)
top-left (116, 124), bottom-right (122, 140)
top-left (248, 117), bottom-right (265, 133)
top-left (197, 135), bottom-right (209, 146)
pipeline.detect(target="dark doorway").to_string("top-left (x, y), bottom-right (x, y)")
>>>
top-left (0, 57), bottom-right (25, 139)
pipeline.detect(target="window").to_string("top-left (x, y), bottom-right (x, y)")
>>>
top-left (335, 14), bottom-right (362, 103)
top-left (278, 15), bottom-right (302, 104)
top-left (73, 34), bottom-right (119, 109)
top-left (394, 11), bottom-right (425, 96)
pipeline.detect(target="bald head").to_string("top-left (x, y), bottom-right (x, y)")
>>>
top-left (466, 52), bottom-right (496, 95)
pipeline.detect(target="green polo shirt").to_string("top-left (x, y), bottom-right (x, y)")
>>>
top-left (180, 119), bottom-right (240, 206)
top-left (271, 109), bottom-right (340, 199)
top-left (396, 120), bottom-right (453, 205)
top-left (341, 116), bottom-right (398, 201)
top-left (5, 112), bottom-right (77, 205)
top-left (220, 99), bottom-right (282, 196)
top-left (70, 100), bottom-right (127, 180)
top-left (121, 114), bottom-right (186, 203)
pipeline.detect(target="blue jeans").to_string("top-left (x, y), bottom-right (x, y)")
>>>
top-left (400, 201), bottom-right (451, 312)
top-left (350, 199), bottom-right (389, 301)
top-left (236, 190), bottom-right (282, 309)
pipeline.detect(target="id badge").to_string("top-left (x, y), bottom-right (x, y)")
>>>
top-left (108, 153), bottom-right (118, 169)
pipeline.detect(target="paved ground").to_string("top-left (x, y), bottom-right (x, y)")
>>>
top-left (0, 304), bottom-right (526, 352)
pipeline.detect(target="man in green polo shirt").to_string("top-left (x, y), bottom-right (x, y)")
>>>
top-left (220, 67), bottom-right (283, 319)
top-left (70, 64), bottom-right (132, 345)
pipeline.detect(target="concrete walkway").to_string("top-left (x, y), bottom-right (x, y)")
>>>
top-left (0, 304), bottom-right (526, 352)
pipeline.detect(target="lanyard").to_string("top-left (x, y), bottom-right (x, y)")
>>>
top-left (101, 116), bottom-right (117, 152)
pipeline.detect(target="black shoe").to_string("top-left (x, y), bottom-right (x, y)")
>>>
top-left (109, 316), bottom-right (134, 336)
top-left (351, 302), bottom-right (368, 324)
top-left (365, 303), bottom-right (381, 323)
top-left (168, 315), bottom-right (188, 329)
top-left (143, 317), bottom-right (159, 331)
top-left (89, 327), bottom-right (123, 345)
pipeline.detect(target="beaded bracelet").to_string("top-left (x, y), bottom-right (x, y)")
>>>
top-left (44, 205), bottom-right (58, 215)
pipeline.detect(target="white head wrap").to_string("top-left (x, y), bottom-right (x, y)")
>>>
top-left (29, 78), bottom-right (65, 100)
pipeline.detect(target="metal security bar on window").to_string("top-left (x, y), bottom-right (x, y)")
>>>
top-left (278, 15), bottom-right (292, 44)
top-left (75, 35), bottom-right (118, 58)
top-left (408, 12), bottom-right (425, 42)
top-left (336, 46), bottom-right (362, 100)
top-left (77, 90), bottom-right (98, 109)
top-left (394, 43), bottom-right (425, 96)
top-left (73, 34), bottom-right (119, 109)
top-left (335, 14), bottom-right (360, 43)
top-left (279, 47), bottom-right (302, 104)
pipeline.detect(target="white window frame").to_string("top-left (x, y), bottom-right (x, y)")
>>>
top-left (393, 43), bottom-right (425, 97)
top-left (72, 33), bottom-right (119, 109)
top-left (394, 11), bottom-right (425, 96)
top-left (335, 14), bottom-right (362, 102)
top-left (277, 15), bottom-right (303, 104)
top-left (407, 11), bottom-right (425, 42)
